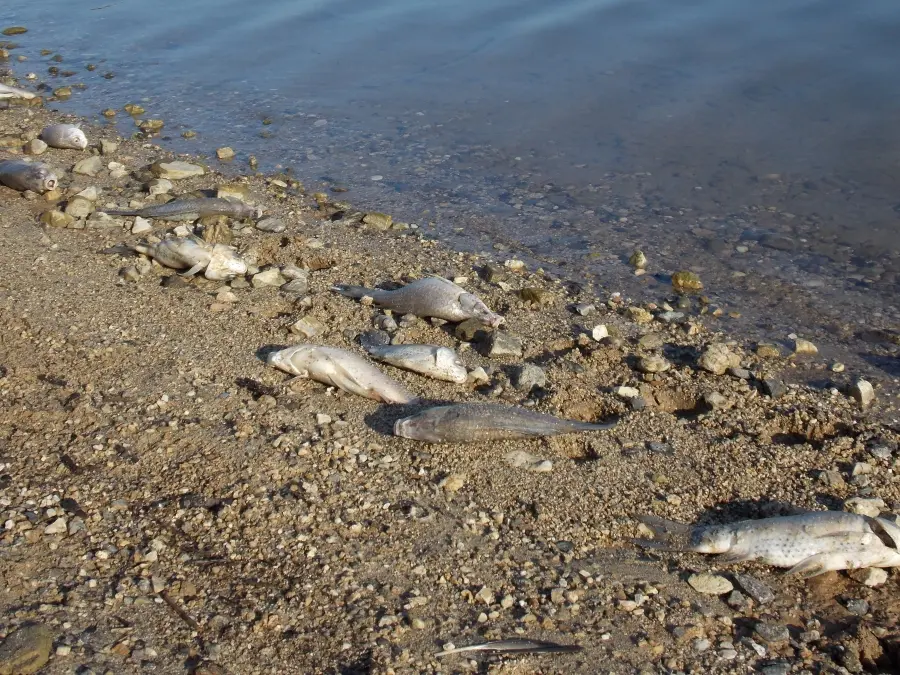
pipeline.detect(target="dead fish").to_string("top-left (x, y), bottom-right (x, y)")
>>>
top-left (133, 235), bottom-right (247, 280)
top-left (362, 342), bottom-right (467, 383)
top-left (395, 403), bottom-right (617, 443)
top-left (333, 275), bottom-right (504, 327)
top-left (39, 123), bottom-right (88, 150)
top-left (635, 511), bottom-right (900, 578)
top-left (0, 159), bottom-right (58, 192)
top-left (436, 638), bottom-right (583, 657)
top-left (0, 83), bottom-right (35, 100)
top-left (267, 344), bottom-right (415, 404)
top-left (104, 197), bottom-right (262, 221)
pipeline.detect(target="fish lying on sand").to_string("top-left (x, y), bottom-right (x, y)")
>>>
top-left (133, 236), bottom-right (247, 281)
top-left (333, 275), bottom-right (504, 327)
top-left (635, 511), bottom-right (900, 577)
top-left (436, 638), bottom-right (583, 657)
top-left (394, 403), bottom-right (617, 443)
top-left (103, 197), bottom-right (262, 221)
top-left (267, 345), bottom-right (416, 404)
top-left (40, 123), bottom-right (88, 150)
top-left (0, 83), bottom-right (35, 100)
top-left (362, 342), bottom-right (467, 383)
top-left (0, 159), bottom-right (58, 193)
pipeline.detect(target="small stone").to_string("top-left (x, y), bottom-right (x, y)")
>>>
top-left (455, 318), bottom-right (488, 342)
top-left (440, 474), bottom-right (465, 493)
top-left (656, 311), bottom-right (685, 324)
top-left (291, 316), bottom-right (324, 339)
top-left (819, 469), bottom-right (846, 488)
top-left (687, 573), bottom-right (732, 595)
top-left (637, 354), bottom-right (671, 374)
top-left (489, 332), bottom-right (524, 358)
top-left (99, 138), bottom-right (118, 155)
top-left (504, 450), bottom-right (552, 472)
top-left (573, 303), bottom-right (595, 316)
top-left (855, 568), bottom-right (888, 587)
top-left (756, 342), bottom-right (782, 358)
top-left (637, 333), bottom-right (665, 350)
top-left (216, 146), bottom-right (235, 160)
top-left (216, 183), bottom-right (250, 201)
top-left (131, 216), bottom-right (153, 235)
top-left (505, 259), bottom-right (526, 271)
top-left (692, 638), bottom-right (711, 653)
top-left (511, 363), bottom-right (546, 391)
top-left (626, 306), bottom-right (652, 324)
top-left (64, 196), bottom-right (94, 219)
top-left (629, 397), bottom-right (646, 411)
top-left (614, 386), bottom-right (640, 399)
top-left (733, 574), bottom-right (775, 605)
top-left (591, 324), bottom-right (609, 341)
top-left (43, 517), bottom-right (67, 535)
top-left (726, 590), bottom-right (750, 612)
top-left (120, 266), bottom-right (141, 282)
top-left (173, 224), bottom-right (193, 237)
top-left (215, 288), bottom-right (237, 303)
top-left (831, 362), bottom-right (845, 372)
top-left (792, 338), bottom-right (818, 355)
top-left (0, 623), bottom-right (53, 675)
top-left (76, 186), bottom-right (100, 201)
top-left (701, 391), bottom-right (730, 410)
top-left (754, 622), bottom-right (790, 644)
top-left (1, 27), bottom-right (28, 36)
top-left (698, 343), bottom-right (742, 375)
top-left (362, 212), bottom-right (393, 230)
top-left (147, 178), bottom-right (173, 196)
top-left (23, 138), bottom-right (47, 155)
top-left (40, 210), bottom-right (74, 228)
top-left (844, 598), bottom-right (869, 616)
top-left (629, 250), bottom-right (647, 269)
top-left (251, 268), bottom-right (286, 288)
top-left (759, 664), bottom-right (790, 675)
top-left (467, 367), bottom-right (490, 385)
top-left (519, 287), bottom-right (553, 306)
top-left (138, 118), bottom-right (164, 133)
top-left (53, 86), bottom-right (72, 98)
top-left (671, 270), bottom-right (703, 292)
top-left (728, 367), bottom-right (751, 379)
top-left (281, 278), bottom-right (309, 296)
top-left (256, 217), bottom-right (285, 233)
top-left (844, 497), bottom-right (884, 518)
top-left (761, 377), bottom-right (787, 399)
top-left (150, 160), bottom-right (205, 180)
top-left (73, 155), bottom-right (103, 176)
top-left (481, 263), bottom-right (505, 283)
top-left (849, 379), bottom-right (875, 408)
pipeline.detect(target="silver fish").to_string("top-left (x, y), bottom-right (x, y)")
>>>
top-left (394, 403), bottom-right (617, 443)
top-left (436, 638), bottom-right (582, 657)
top-left (133, 236), bottom-right (247, 280)
top-left (333, 275), bottom-right (504, 327)
top-left (104, 197), bottom-right (262, 221)
top-left (0, 159), bottom-right (58, 193)
top-left (268, 345), bottom-right (415, 404)
top-left (0, 83), bottom-right (35, 100)
top-left (636, 511), bottom-right (900, 578)
top-left (39, 123), bottom-right (88, 150)
top-left (362, 343), bottom-right (467, 383)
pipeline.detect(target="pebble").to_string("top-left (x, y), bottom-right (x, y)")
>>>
top-left (629, 250), bottom-right (647, 269)
top-left (511, 363), bottom-right (546, 391)
top-left (591, 324), bottom-right (609, 341)
top-left (733, 573), bottom-right (775, 605)
top-left (0, 623), bottom-right (53, 675)
top-left (854, 568), bottom-right (888, 587)
top-left (73, 155), bottom-right (103, 176)
top-left (819, 469), bottom-right (846, 488)
top-left (792, 338), bottom-right (818, 355)
top-left (626, 306), bottom-right (652, 324)
top-left (761, 377), bottom-right (787, 399)
top-left (216, 146), bottom-right (235, 160)
top-left (637, 333), bottom-right (665, 350)
top-left (489, 332), bottom-right (524, 358)
top-left (687, 573), bottom-right (732, 595)
top-left (120, 266), bottom-right (141, 282)
top-left (574, 303), bottom-right (595, 316)
top-left (844, 598), bottom-right (869, 616)
top-left (150, 160), bottom-right (205, 180)
top-left (291, 316), bottom-right (324, 339)
top-left (759, 662), bottom-right (791, 675)
top-left (256, 217), bottom-right (285, 233)
top-left (844, 496), bottom-right (884, 518)
top-left (64, 196), bottom-right (93, 219)
top-left (131, 216), bottom-right (153, 235)
top-left (637, 354), bottom-right (671, 374)
top-left (728, 367), bottom-right (751, 379)
top-left (362, 212), bottom-right (392, 230)
top-left (281, 278), bottom-right (309, 296)
top-left (147, 178), bottom-right (172, 196)
top-left (701, 391), bottom-right (730, 410)
top-left (754, 621), bottom-right (790, 644)
top-left (697, 343), bottom-right (741, 375)
top-left (251, 268), bottom-right (286, 288)
top-left (40, 210), bottom-right (74, 228)
top-left (504, 450), bottom-right (553, 472)
top-left (99, 138), bottom-right (118, 155)
top-left (849, 379), bottom-right (875, 407)
top-left (614, 386), bottom-right (640, 399)
top-left (77, 186), bottom-right (100, 201)
top-left (656, 311), bottom-right (684, 324)
top-left (43, 517), bottom-right (67, 535)
top-left (439, 474), bottom-right (465, 493)
top-left (23, 138), bottom-right (47, 155)
top-left (755, 342), bottom-right (782, 358)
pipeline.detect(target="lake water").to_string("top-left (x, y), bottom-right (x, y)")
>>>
top-left (3, 0), bottom-right (900, 375)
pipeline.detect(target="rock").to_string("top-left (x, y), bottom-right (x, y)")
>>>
top-left (728, 367), bottom-right (751, 379)
top-left (40, 210), bottom-right (74, 228)
top-left (43, 517), bottom-right (67, 535)
top-left (637, 355), bottom-right (671, 374)
top-left (573, 303), bottom-right (595, 316)
top-left (701, 391), bottom-right (731, 410)
top-left (375, 315), bottom-right (398, 333)
top-left (519, 287), bottom-right (553, 306)
top-left (733, 573), bottom-right (774, 605)
top-left (591, 324), bottom-right (609, 342)
top-left (755, 342), bottom-right (782, 358)
top-left (758, 664), bottom-right (790, 675)
top-left (251, 268), bottom-right (286, 288)
top-left (150, 160), bottom-right (205, 180)
top-left (73, 155), bottom-right (103, 176)
top-left (792, 338), bottom-right (818, 355)
top-left (147, 178), bottom-right (173, 196)
top-left (256, 217), bottom-right (285, 233)
top-left (23, 138), bottom-right (47, 155)
top-left (687, 573), bottom-right (732, 595)
top-left (511, 364), bottom-right (546, 391)
top-left (656, 311), bottom-right (684, 324)
top-left (453, 318), bottom-right (487, 342)
top-left (845, 598), bottom-right (869, 616)
top-left (697, 343), bottom-right (741, 375)
top-left (844, 497), bottom-right (884, 518)
top-left (671, 270), bottom-right (703, 292)
top-left (217, 183), bottom-right (250, 201)
top-left (488, 332), bottom-right (523, 358)
top-left (139, 119), bottom-right (165, 133)
top-left (216, 146), bottom-right (235, 160)
top-left (99, 139), bottom-right (118, 155)
top-left (281, 278), bottom-right (309, 296)
top-left (131, 216), bottom-right (153, 235)
top-left (504, 450), bottom-right (553, 472)
top-left (467, 367), bottom-right (490, 385)
top-left (76, 187), bottom-right (100, 201)
top-left (849, 379), bottom-right (875, 408)
top-left (852, 568), bottom-right (888, 588)
top-left (819, 470), bottom-right (846, 488)
top-left (64, 196), bottom-right (94, 219)
top-left (754, 621), bottom-right (790, 644)
top-left (614, 386), bottom-right (640, 399)
top-left (480, 263), bottom-right (505, 283)
top-left (120, 266), bottom-right (141, 282)
top-left (362, 212), bottom-right (392, 230)
top-left (637, 333), bottom-right (665, 350)
top-left (629, 397), bottom-right (646, 411)
top-left (629, 250), bottom-right (647, 269)
top-left (761, 377), bottom-right (787, 399)
top-left (0, 623), bottom-right (53, 675)
top-left (86, 212), bottom-right (123, 229)
top-left (726, 590), bottom-right (751, 612)
top-left (626, 306), bottom-right (652, 324)
top-left (439, 473), bottom-right (465, 493)
top-left (760, 233), bottom-right (796, 251)
top-left (290, 316), bottom-right (324, 339)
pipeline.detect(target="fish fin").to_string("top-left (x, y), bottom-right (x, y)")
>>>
top-left (331, 284), bottom-right (376, 299)
top-left (786, 554), bottom-right (831, 578)
top-left (715, 551), bottom-right (756, 565)
top-left (180, 263), bottom-right (205, 277)
top-left (632, 515), bottom-right (694, 552)
top-left (436, 639), bottom-right (582, 657)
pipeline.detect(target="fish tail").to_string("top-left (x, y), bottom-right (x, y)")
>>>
top-left (332, 284), bottom-right (377, 299)
top-left (574, 418), bottom-right (618, 432)
top-left (632, 515), bottom-right (694, 551)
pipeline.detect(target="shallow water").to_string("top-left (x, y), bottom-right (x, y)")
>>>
top-left (3, 0), bottom-right (900, 375)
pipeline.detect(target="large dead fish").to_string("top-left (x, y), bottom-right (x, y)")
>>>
top-left (0, 159), bottom-right (58, 193)
top-left (133, 235), bottom-right (247, 280)
top-left (362, 342), bottom-right (467, 383)
top-left (267, 344), bottom-right (415, 404)
top-left (394, 403), bottom-right (617, 443)
top-left (0, 83), bottom-right (35, 100)
top-left (40, 123), bottom-right (88, 150)
top-left (635, 511), bottom-right (900, 577)
top-left (104, 197), bottom-right (262, 221)
top-left (333, 275), bottom-right (504, 327)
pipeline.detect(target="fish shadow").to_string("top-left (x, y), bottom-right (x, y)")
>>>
top-left (693, 498), bottom-right (812, 526)
top-left (363, 398), bottom-right (454, 436)
top-left (256, 344), bottom-right (288, 363)
top-left (859, 351), bottom-right (900, 377)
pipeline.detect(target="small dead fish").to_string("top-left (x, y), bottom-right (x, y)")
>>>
top-left (133, 235), bottom-right (247, 280)
top-left (395, 403), bottom-right (617, 443)
top-left (39, 123), bottom-right (88, 150)
top-left (436, 639), bottom-right (583, 657)
top-left (333, 275), bottom-right (504, 327)
top-left (0, 83), bottom-right (35, 100)
top-left (104, 197), bottom-right (262, 221)
top-left (362, 342), bottom-right (467, 383)
top-left (0, 159), bottom-right (58, 192)
top-left (635, 511), bottom-right (900, 578)
top-left (268, 345), bottom-right (415, 404)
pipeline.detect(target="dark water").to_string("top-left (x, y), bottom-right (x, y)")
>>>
top-left (3, 0), bottom-right (900, 372)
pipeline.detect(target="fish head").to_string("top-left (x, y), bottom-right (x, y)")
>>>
top-left (690, 525), bottom-right (735, 554)
top-left (394, 413), bottom-right (441, 442)
top-left (205, 245), bottom-right (248, 280)
top-left (70, 128), bottom-right (88, 150)
top-left (434, 347), bottom-right (468, 383)
top-left (458, 292), bottom-right (505, 327)
top-left (253, 205), bottom-right (264, 220)
top-left (31, 164), bottom-right (58, 192)
top-left (267, 345), bottom-right (311, 377)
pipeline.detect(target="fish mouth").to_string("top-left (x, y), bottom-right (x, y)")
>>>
top-left (393, 417), bottom-right (412, 438)
top-left (44, 177), bottom-right (57, 190)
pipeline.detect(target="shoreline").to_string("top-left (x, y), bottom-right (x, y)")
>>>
top-left (2, 58), bottom-right (900, 675)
